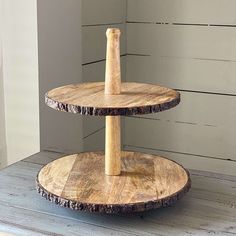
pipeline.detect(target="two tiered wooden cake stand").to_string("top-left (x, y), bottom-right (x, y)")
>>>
top-left (36, 28), bottom-right (191, 214)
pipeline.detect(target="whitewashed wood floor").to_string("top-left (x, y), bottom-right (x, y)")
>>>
top-left (0, 151), bottom-right (235, 236)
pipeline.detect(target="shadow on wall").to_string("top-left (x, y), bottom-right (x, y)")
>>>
top-left (0, 52), bottom-right (7, 168)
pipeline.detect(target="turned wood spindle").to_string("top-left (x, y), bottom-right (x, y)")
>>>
top-left (105, 28), bottom-right (121, 176)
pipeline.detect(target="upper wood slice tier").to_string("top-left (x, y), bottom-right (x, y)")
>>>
top-left (45, 82), bottom-right (180, 116)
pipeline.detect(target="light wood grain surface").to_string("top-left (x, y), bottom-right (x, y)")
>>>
top-left (104, 28), bottom-right (122, 175)
top-left (105, 28), bottom-right (121, 95)
top-left (46, 82), bottom-right (180, 116)
top-left (105, 116), bottom-right (121, 175)
top-left (36, 151), bottom-right (190, 213)
top-left (0, 151), bottom-right (236, 235)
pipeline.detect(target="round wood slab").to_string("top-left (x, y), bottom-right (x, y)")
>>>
top-left (45, 82), bottom-right (180, 116)
top-left (36, 151), bottom-right (191, 214)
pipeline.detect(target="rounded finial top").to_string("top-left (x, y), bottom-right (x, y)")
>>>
top-left (106, 28), bottom-right (121, 37)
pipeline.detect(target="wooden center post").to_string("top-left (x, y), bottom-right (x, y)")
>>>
top-left (105, 28), bottom-right (121, 176)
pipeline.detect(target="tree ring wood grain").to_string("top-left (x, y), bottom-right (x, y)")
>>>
top-left (45, 82), bottom-right (180, 116)
top-left (36, 151), bottom-right (191, 214)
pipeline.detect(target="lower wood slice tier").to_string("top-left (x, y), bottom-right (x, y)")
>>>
top-left (36, 151), bottom-right (191, 214)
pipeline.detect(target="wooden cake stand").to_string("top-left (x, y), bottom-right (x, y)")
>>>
top-left (36, 28), bottom-right (191, 214)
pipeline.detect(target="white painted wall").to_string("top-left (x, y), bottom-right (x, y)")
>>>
top-left (0, 57), bottom-right (7, 168)
top-left (2, 0), bottom-right (40, 165)
top-left (37, 0), bottom-right (83, 154)
top-left (81, 0), bottom-right (236, 175)
top-left (37, 0), bottom-right (127, 154)
top-left (124, 0), bottom-right (236, 175)
top-left (0, 2), bottom-right (7, 167)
